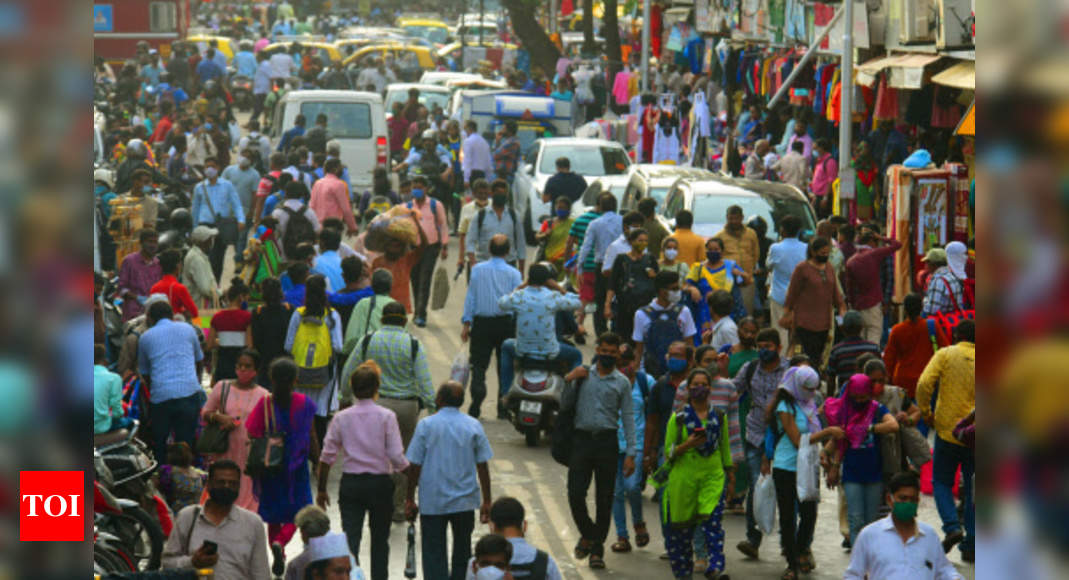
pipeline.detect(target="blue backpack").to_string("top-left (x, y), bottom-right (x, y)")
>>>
top-left (641, 304), bottom-right (685, 377)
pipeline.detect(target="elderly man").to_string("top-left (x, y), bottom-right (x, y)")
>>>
top-left (284, 505), bottom-right (333, 580)
top-left (183, 225), bottom-right (219, 309)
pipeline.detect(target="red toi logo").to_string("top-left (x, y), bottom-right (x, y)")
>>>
top-left (19, 471), bottom-right (84, 542)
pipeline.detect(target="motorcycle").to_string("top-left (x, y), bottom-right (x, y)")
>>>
top-left (97, 274), bottom-right (125, 369)
top-left (229, 73), bottom-right (253, 112)
top-left (94, 447), bottom-right (165, 571)
top-left (95, 420), bottom-right (159, 509)
top-left (504, 357), bottom-right (566, 447)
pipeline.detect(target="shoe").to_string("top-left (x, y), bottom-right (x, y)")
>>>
top-left (705, 570), bottom-right (730, 580)
top-left (841, 537), bottom-right (851, 550)
top-left (574, 333), bottom-right (586, 345)
top-left (798, 550), bottom-right (815, 573)
top-left (270, 542), bottom-right (285, 577)
top-left (574, 538), bottom-right (592, 559)
top-left (634, 522), bottom-right (650, 547)
top-left (942, 529), bottom-right (964, 553)
top-left (961, 549), bottom-right (974, 563)
top-left (588, 554), bottom-right (606, 569)
top-left (414, 317), bottom-right (427, 328)
top-left (736, 540), bottom-right (759, 559)
top-left (611, 537), bottom-right (631, 553)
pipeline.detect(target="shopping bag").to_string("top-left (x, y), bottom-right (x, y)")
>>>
top-left (753, 473), bottom-right (777, 535)
top-left (430, 265), bottom-right (450, 310)
top-left (450, 350), bottom-right (470, 389)
top-left (796, 433), bottom-right (822, 502)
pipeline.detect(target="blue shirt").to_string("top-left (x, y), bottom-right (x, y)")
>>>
top-left (233, 50), bottom-right (257, 77)
top-left (137, 319), bottom-right (204, 404)
top-left (842, 403), bottom-right (890, 484)
top-left (141, 64), bottom-right (161, 86)
top-left (254, 60), bottom-right (273, 95)
top-left (462, 258), bottom-right (522, 323)
top-left (406, 407), bottom-right (493, 515)
top-left (618, 372), bottom-right (652, 454)
top-left (498, 287), bottom-right (581, 358)
top-left (314, 159), bottom-right (351, 190)
top-left (195, 59), bottom-right (224, 84)
top-left (284, 284), bottom-right (306, 307)
top-left (221, 165), bottom-right (260, 212)
top-left (191, 178), bottom-right (246, 226)
top-left (278, 125), bottom-right (305, 152)
top-left (578, 211), bottom-right (622, 271)
top-left (312, 251), bottom-right (344, 292)
top-left (766, 237), bottom-right (808, 305)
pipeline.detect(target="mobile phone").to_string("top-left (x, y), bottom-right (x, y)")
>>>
top-left (692, 427), bottom-right (706, 435)
top-left (201, 540), bottom-right (218, 556)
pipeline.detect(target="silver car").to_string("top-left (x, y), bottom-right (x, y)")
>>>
top-left (620, 164), bottom-right (717, 213)
top-left (658, 176), bottom-right (818, 241)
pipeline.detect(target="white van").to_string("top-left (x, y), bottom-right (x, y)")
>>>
top-left (271, 90), bottom-right (389, 189)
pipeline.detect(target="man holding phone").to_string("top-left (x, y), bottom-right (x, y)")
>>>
top-left (162, 459), bottom-right (271, 579)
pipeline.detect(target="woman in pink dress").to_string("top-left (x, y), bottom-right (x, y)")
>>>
top-left (200, 348), bottom-right (270, 511)
top-left (641, 95), bottom-right (661, 163)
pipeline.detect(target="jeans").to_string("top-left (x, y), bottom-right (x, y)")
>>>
top-left (339, 473), bottom-right (394, 580)
top-left (772, 468), bottom-right (817, 573)
top-left (498, 339), bottom-right (583, 399)
top-left (844, 480), bottom-right (884, 546)
top-left (612, 452), bottom-right (645, 538)
top-left (742, 441), bottom-right (766, 546)
top-left (410, 243), bottom-right (440, 320)
top-left (207, 219), bottom-right (240, 284)
top-left (468, 315), bottom-right (514, 418)
top-left (420, 511), bottom-right (475, 580)
top-left (567, 430), bottom-right (618, 557)
top-left (148, 392), bottom-right (202, 463)
top-left (933, 436), bottom-right (975, 552)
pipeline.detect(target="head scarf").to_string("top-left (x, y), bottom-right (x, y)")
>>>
top-left (823, 374), bottom-right (879, 450)
top-left (945, 241), bottom-right (967, 279)
top-left (778, 366), bottom-right (822, 433)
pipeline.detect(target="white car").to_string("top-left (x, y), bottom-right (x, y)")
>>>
top-left (418, 71), bottom-right (483, 86)
top-left (512, 138), bottom-right (632, 243)
top-left (619, 164), bottom-right (716, 213)
top-left (383, 83), bottom-right (451, 118)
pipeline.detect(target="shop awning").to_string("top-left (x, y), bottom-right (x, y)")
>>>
top-left (854, 53), bottom-right (941, 89)
top-left (956, 101), bottom-right (974, 136)
top-left (855, 55), bottom-right (899, 87)
top-left (932, 61), bottom-right (975, 91)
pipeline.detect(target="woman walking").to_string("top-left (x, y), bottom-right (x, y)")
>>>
top-left (659, 238), bottom-right (690, 280)
top-left (686, 237), bottom-right (750, 335)
top-left (779, 237), bottom-right (846, 372)
top-left (207, 279), bottom-right (251, 382)
top-left (606, 228), bottom-right (658, 344)
top-left (248, 277), bottom-right (294, 389)
top-left (660, 368), bottom-right (734, 579)
top-left (245, 357), bottom-right (318, 576)
top-left (285, 274), bottom-right (343, 448)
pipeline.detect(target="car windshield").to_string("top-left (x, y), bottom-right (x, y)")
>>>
top-left (539, 146), bottom-right (629, 176)
top-left (299, 102), bottom-right (372, 139)
top-left (385, 89), bottom-right (449, 112)
top-left (648, 187), bottom-right (670, 205)
top-left (405, 25), bottom-right (448, 44)
top-left (691, 194), bottom-right (815, 240)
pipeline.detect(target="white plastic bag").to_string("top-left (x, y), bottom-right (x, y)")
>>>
top-left (796, 433), bottom-right (822, 502)
top-left (450, 350), bottom-right (470, 389)
top-left (753, 473), bottom-right (777, 535)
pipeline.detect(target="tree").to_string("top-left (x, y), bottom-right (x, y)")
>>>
top-left (502, 0), bottom-right (561, 76)
top-left (602, 0), bottom-right (623, 85)
top-left (582, 0), bottom-right (595, 54)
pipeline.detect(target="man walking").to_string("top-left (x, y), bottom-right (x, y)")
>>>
top-left (342, 269), bottom-right (397, 356)
top-left (406, 382), bottom-right (494, 580)
top-left (766, 215), bottom-right (807, 349)
top-left (845, 227), bottom-right (902, 344)
top-left (578, 192), bottom-right (622, 336)
top-left (541, 157), bottom-right (588, 205)
top-left (492, 121), bottom-right (521, 183)
top-left (309, 158), bottom-right (358, 237)
top-left (405, 175), bottom-right (450, 327)
top-left (221, 150), bottom-right (260, 264)
top-left (462, 235), bottom-right (522, 419)
top-left (461, 120), bottom-right (492, 187)
top-left (191, 157), bottom-right (246, 282)
top-left (465, 497), bottom-right (563, 580)
top-left (465, 180), bottom-right (526, 271)
top-left (637, 197), bottom-right (669, 258)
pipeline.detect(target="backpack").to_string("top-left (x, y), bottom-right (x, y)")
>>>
top-left (476, 207), bottom-right (522, 254)
top-left (292, 306), bottom-right (335, 389)
top-left (281, 204), bottom-right (316, 258)
top-left (510, 550), bottom-right (549, 580)
top-left (617, 254), bottom-right (656, 301)
top-left (641, 304), bottom-right (685, 377)
top-left (359, 329), bottom-right (419, 364)
top-left (367, 194), bottom-right (393, 215)
top-left (551, 376), bottom-right (586, 467)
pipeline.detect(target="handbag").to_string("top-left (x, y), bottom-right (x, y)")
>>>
top-left (195, 382), bottom-right (231, 455)
top-left (926, 277), bottom-right (975, 350)
top-left (246, 395), bottom-right (286, 478)
top-left (430, 265), bottom-right (450, 311)
top-left (900, 423), bottom-right (933, 466)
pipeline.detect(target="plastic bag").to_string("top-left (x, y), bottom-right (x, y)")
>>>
top-left (450, 350), bottom-right (470, 389)
top-left (431, 265), bottom-right (449, 310)
top-left (796, 433), bottom-right (822, 502)
top-left (754, 473), bottom-right (777, 535)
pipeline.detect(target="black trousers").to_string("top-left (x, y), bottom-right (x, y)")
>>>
top-left (421, 511), bottom-right (475, 580)
top-left (208, 219), bottom-right (240, 284)
top-left (339, 473), bottom-right (394, 580)
top-left (773, 468), bottom-right (817, 573)
top-left (567, 430), bottom-right (618, 557)
top-left (794, 327), bottom-right (829, 376)
top-left (410, 243), bottom-right (440, 319)
top-left (593, 267), bottom-right (609, 337)
top-left (468, 315), bottom-right (514, 418)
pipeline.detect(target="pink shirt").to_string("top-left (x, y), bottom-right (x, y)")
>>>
top-left (809, 153), bottom-right (838, 197)
top-left (612, 70), bottom-right (632, 105)
top-left (309, 173), bottom-right (358, 232)
top-left (407, 197), bottom-right (450, 246)
top-left (320, 399), bottom-right (409, 474)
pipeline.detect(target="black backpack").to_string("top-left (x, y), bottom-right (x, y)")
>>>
top-left (510, 550), bottom-right (549, 580)
top-left (641, 304), bottom-right (685, 378)
top-left (281, 204), bottom-right (316, 258)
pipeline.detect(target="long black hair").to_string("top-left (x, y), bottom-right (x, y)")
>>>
top-left (261, 277), bottom-right (283, 307)
top-left (269, 356), bottom-right (296, 408)
top-left (304, 274), bottom-right (328, 317)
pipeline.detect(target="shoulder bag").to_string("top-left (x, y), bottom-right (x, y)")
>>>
top-left (245, 395), bottom-right (286, 478)
top-left (195, 382), bottom-right (231, 455)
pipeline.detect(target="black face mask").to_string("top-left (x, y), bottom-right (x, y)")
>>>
top-left (597, 354), bottom-right (617, 369)
top-left (208, 486), bottom-right (238, 506)
top-left (492, 193), bottom-right (507, 207)
top-left (813, 254), bottom-right (830, 264)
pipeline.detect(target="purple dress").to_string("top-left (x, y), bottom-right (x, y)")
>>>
top-left (245, 393), bottom-right (316, 523)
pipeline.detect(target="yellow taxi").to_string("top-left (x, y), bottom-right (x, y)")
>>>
top-left (343, 44), bottom-right (437, 73)
top-left (262, 41), bottom-right (342, 64)
top-left (186, 35), bottom-right (236, 60)
top-left (334, 37), bottom-right (404, 57)
top-left (396, 18), bottom-right (451, 46)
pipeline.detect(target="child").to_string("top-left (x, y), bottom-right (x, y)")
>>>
top-left (157, 442), bottom-right (206, 513)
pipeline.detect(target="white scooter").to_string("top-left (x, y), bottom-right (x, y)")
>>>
top-left (504, 356), bottom-right (566, 447)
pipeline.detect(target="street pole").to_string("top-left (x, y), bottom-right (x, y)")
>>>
top-left (838, 0), bottom-right (855, 208)
top-left (641, 0), bottom-right (650, 90)
top-left (550, 0), bottom-right (558, 35)
top-left (479, 0), bottom-right (485, 44)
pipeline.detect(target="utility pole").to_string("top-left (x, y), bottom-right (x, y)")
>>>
top-left (479, 0), bottom-right (485, 44)
top-left (641, 0), bottom-right (650, 90)
top-left (838, 0), bottom-right (855, 209)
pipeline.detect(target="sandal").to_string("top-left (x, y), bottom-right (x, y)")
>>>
top-left (574, 538), bottom-right (592, 559)
top-left (781, 569), bottom-right (798, 580)
top-left (611, 537), bottom-right (632, 553)
top-left (634, 522), bottom-right (650, 548)
top-left (799, 551), bottom-right (815, 573)
top-left (589, 554), bottom-right (606, 569)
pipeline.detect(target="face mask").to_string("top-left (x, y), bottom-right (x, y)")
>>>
top-left (204, 167), bottom-right (219, 179)
top-left (664, 248), bottom-right (679, 260)
top-left (492, 193), bottom-right (507, 207)
top-left (597, 354), bottom-right (617, 369)
top-left (208, 485), bottom-right (238, 506)
top-left (203, 122), bottom-right (213, 131)
top-left (141, 185), bottom-right (153, 194)
top-left (813, 254), bottom-right (829, 264)
top-left (632, 241), bottom-right (648, 253)
top-left (411, 188), bottom-right (425, 199)
top-left (758, 348), bottom-right (778, 363)
top-left (689, 384), bottom-right (710, 400)
top-left (95, 184), bottom-right (109, 196)
top-left (706, 250), bottom-right (721, 263)
top-left (235, 368), bottom-right (258, 385)
top-left (239, 157), bottom-right (252, 169)
top-left (891, 500), bottom-right (918, 521)
top-left (556, 209), bottom-right (570, 219)
top-left (474, 567), bottom-right (507, 580)
top-left (666, 357), bottom-right (687, 374)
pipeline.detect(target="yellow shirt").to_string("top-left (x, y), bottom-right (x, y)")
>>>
top-left (667, 228), bottom-right (707, 268)
top-left (713, 227), bottom-right (760, 274)
top-left (916, 342), bottom-right (975, 445)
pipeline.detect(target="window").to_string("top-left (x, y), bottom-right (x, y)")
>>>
top-left (299, 102), bottom-right (372, 139)
top-left (538, 146), bottom-right (630, 176)
top-left (689, 195), bottom-right (815, 241)
top-left (663, 190), bottom-right (684, 219)
top-left (149, 2), bottom-right (177, 32)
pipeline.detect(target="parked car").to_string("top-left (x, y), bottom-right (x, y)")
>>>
top-left (620, 164), bottom-right (716, 213)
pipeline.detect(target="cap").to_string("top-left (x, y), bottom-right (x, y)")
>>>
top-left (143, 293), bottom-right (170, 309)
top-left (921, 248), bottom-right (946, 263)
top-left (306, 532), bottom-right (350, 563)
top-left (191, 225), bottom-right (219, 242)
top-left (94, 168), bottom-right (115, 189)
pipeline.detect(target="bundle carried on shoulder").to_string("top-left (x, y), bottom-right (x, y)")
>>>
top-left (364, 205), bottom-right (421, 252)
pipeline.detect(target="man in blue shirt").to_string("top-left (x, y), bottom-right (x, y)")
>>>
top-left (311, 227), bottom-right (345, 291)
top-left (765, 215), bottom-right (808, 350)
top-left (208, 40), bottom-right (228, 72)
top-left (191, 157), bottom-right (246, 283)
top-left (278, 114), bottom-right (306, 153)
top-left (578, 192), bottom-right (623, 336)
top-left (405, 382), bottom-right (494, 580)
top-left (195, 49), bottom-right (224, 85)
top-left (232, 41), bottom-right (257, 78)
top-left (461, 235), bottom-right (523, 419)
top-left (252, 52), bottom-right (273, 125)
top-left (137, 301), bottom-right (205, 462)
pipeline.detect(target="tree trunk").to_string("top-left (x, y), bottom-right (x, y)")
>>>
top-left (503, 0), bottom-right (561, 76)
top-left (603, 0), bottom-right (623, 87)
top-left (582, 0), bottom-right (595, 54)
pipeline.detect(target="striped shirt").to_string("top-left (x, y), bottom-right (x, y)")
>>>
top-left (733, 358), bottom-right (790, 448)
top-left (827, 338), bottom-right (882, 393)
top-left (569, 210), bottom-right (601, 271)
top-left (342, 294), bottom-right (397, 356)
top-left (138, 319), bottom-right (204, 403)
top-left (339, 325), bottom-right (435, 410)
top-left (463, 258), bottom-right (523, 323)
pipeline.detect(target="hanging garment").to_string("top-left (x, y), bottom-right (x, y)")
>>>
top-left (873, 75), bottom-right (899, 121)
top-left (641, 105), bottom-right (659, 163)
top-left (612, 69), bottom-right (632, 106)
top-left (653, 124), bottom-right (682, 164)
top-left (785, 0), bottom-right (807, 41)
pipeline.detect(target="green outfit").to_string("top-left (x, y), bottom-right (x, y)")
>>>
top-left (342, 293), bottom-right (398, 355)
top-left (661, 409), bottom-right (732, 526)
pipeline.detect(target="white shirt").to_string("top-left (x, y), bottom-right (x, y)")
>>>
top-left (845, 516), bottom-right (962, 580)
top-left (709, 316), bottom-right (739, 351)
top-left (602, 234), bottom-right (636, 273)
top-left (268, 52), bottom-right (298, 79)
top-left (238, 133), bottom-right (271, 161)
top-left (631, 298), bottom-right (697, 344)
top-left (461, 131), bottom-right (493, 183)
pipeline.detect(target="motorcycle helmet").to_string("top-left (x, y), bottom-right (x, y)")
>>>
top-left (169, 207), bottom-right (193, 233)
top-left (94, 168), bottom-right (115, 190)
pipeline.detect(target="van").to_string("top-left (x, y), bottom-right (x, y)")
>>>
top-left (271, 90), bottom-right (389, 189)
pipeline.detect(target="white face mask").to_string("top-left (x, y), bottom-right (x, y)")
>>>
top-left (664, 248), bottom-right (678, 260)
top-left (204, 167), bottom-right (218, 179)
top-left (667, 290), bottom-right (682, 304)
top-left (474, 566), bottom-right (507, 580)
top-left (239, 157), bottom-right (252, 169)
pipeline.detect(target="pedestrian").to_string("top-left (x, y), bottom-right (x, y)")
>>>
top-left (809, 138), bottom-right (837, 219)
top-left (844, 471), bottom-right (963, 579)
top-left (563, 332), bottom-right (636, 570)
top-left (780, 236), bottom-right (846, 373)
top-left (207, 281), bottom-right (252, 382)
top-left (222, 150), bottom-right (261, 262)
top-left (462, 235), bottom-right (522, 419)
top-left (771, 141), bottom-right (810, 191)
top-left (916, 320), bottom-right (975, 561)
top-left (712, 205), bottom-right (759, 315)
top-left (659, 368), bottom-right (734, 579)
top-left (93, 343), bottom-right (127, 434)
top-left (184, 226), bottom-right (220, 309)
top-left (663, 210), bottom-right (704, 268)
top-left (722, 317), bottom-right (760, 377)
top-left (309, 158), bottom-right (359, 236)
top-left (577, 192), bottom-right (623, 336)
top-left (272, 181), bottom-right (322, 262)
top-left (285, 275), bottom-right (343, 447)
top-left (340, 302), bottom-right (436, 520)
top-left (316, 361), bottom-right (409, 580)
top-left (602, 211), bottom-right (648, 288)
top-left (765, 215), bottom-right (807, 350)
top-left (541, 157), bottom-right (588, 205)
top-left (304, 114), bottom-right (330, 155)
top-left (405, 174), bottom-right (450, 327)
top-left (733, 327), bottom-right (789, 559)
top-left (327, 256), bottom-right (373, 330)
top-left (138, 300), bottom-right (205, 461)
top-left (157, 442), bottom-right (206, 514)
top-left (245, 357), bottom-right (319, 576)
top-left (161, 459), bottom-right (271, 580)
top-left (916, 248), bottom-right (947, 293)
top-left (922, 241), bottom-right (972, 317)
top-left (492, 120), bottom-right (521, 183)
top-left (658, 237), bottom-right (689, 280)
top-left (406, 382), bottom-right (494, 580)
top-left (311, 227), bottom-right (346, 291)
top-left (609, 344), bottom-right (652, 555)
top-left (861, 357), bottom-right (924, 479)
top-left (249, 278), bottom-right (295, 388)
top-left (191, 157), bottom-right (246, 283)
top-left (457, 178), bottom-right (491, 281)
top-left (765, 366), bottom-right (846, 578)
top-left (284, 506), bottom-right (332, 580)
top-left (468, 535), bottom-right (513, 578)
top-left (844, 228), bottom-right (902, 344)
top-left (642, 340), bottom-right (695, 476)
top-left (201, 348), bottom-right (270, 511)
top-left (743, 139), bottom-right (769, 179)
top-left (535, 196), bottom-right (575, 278)
top-left (632, 271), bottom-right (698, 377)
top-left (826, 310), bottom-right (882, 395)
top-left (117, 229), bottom-right (162, 322)
top-left (606, 227), bottom-right (659, 345)
top-left (568, 198), bottom-right (605, 344)
top-left (465, 179), bottom-right (526, 271)
top-left (461, 120), bottom-right (493, 187)
top-left (687, 237), bottom-right (750, 334)
top-left (341, 268), bottom-right (396, 356)
top-left (883, 293), bottom-right (934, 398)
top-left (301, 532), bottom-right (365, 580)
top-left (705, 290), bottom-right (739, 351)
top-left (149, 248), bottom-right (199, 321)
top-left (698, 345), bottom-right (746, 514)
top-left (464, 497), bottom-right (563, 580)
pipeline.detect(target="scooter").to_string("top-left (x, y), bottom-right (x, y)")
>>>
top-left (94, 448), bottom-right (165, 571)
top-left (504, 357), bottom-right (566, 447)
top-left (95, 420), bottom-right (159, 509)
top-left (229, 73), bottom-right (253, 112)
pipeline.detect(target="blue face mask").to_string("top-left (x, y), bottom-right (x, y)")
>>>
top-left (95, 184), bottom-right (109, 196)
top-left (758, 348), bottom-right (778, 363)
top-left (203, 122), bottom-right (213, 131)
top-left (556, 209), bottom-right (570, 219)
top-left (411, 188), bottom-right (425, 199)
top-left (666, 358), bottom-right (688, 374)
top-left (142, 185), bottom-right (153, 194)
